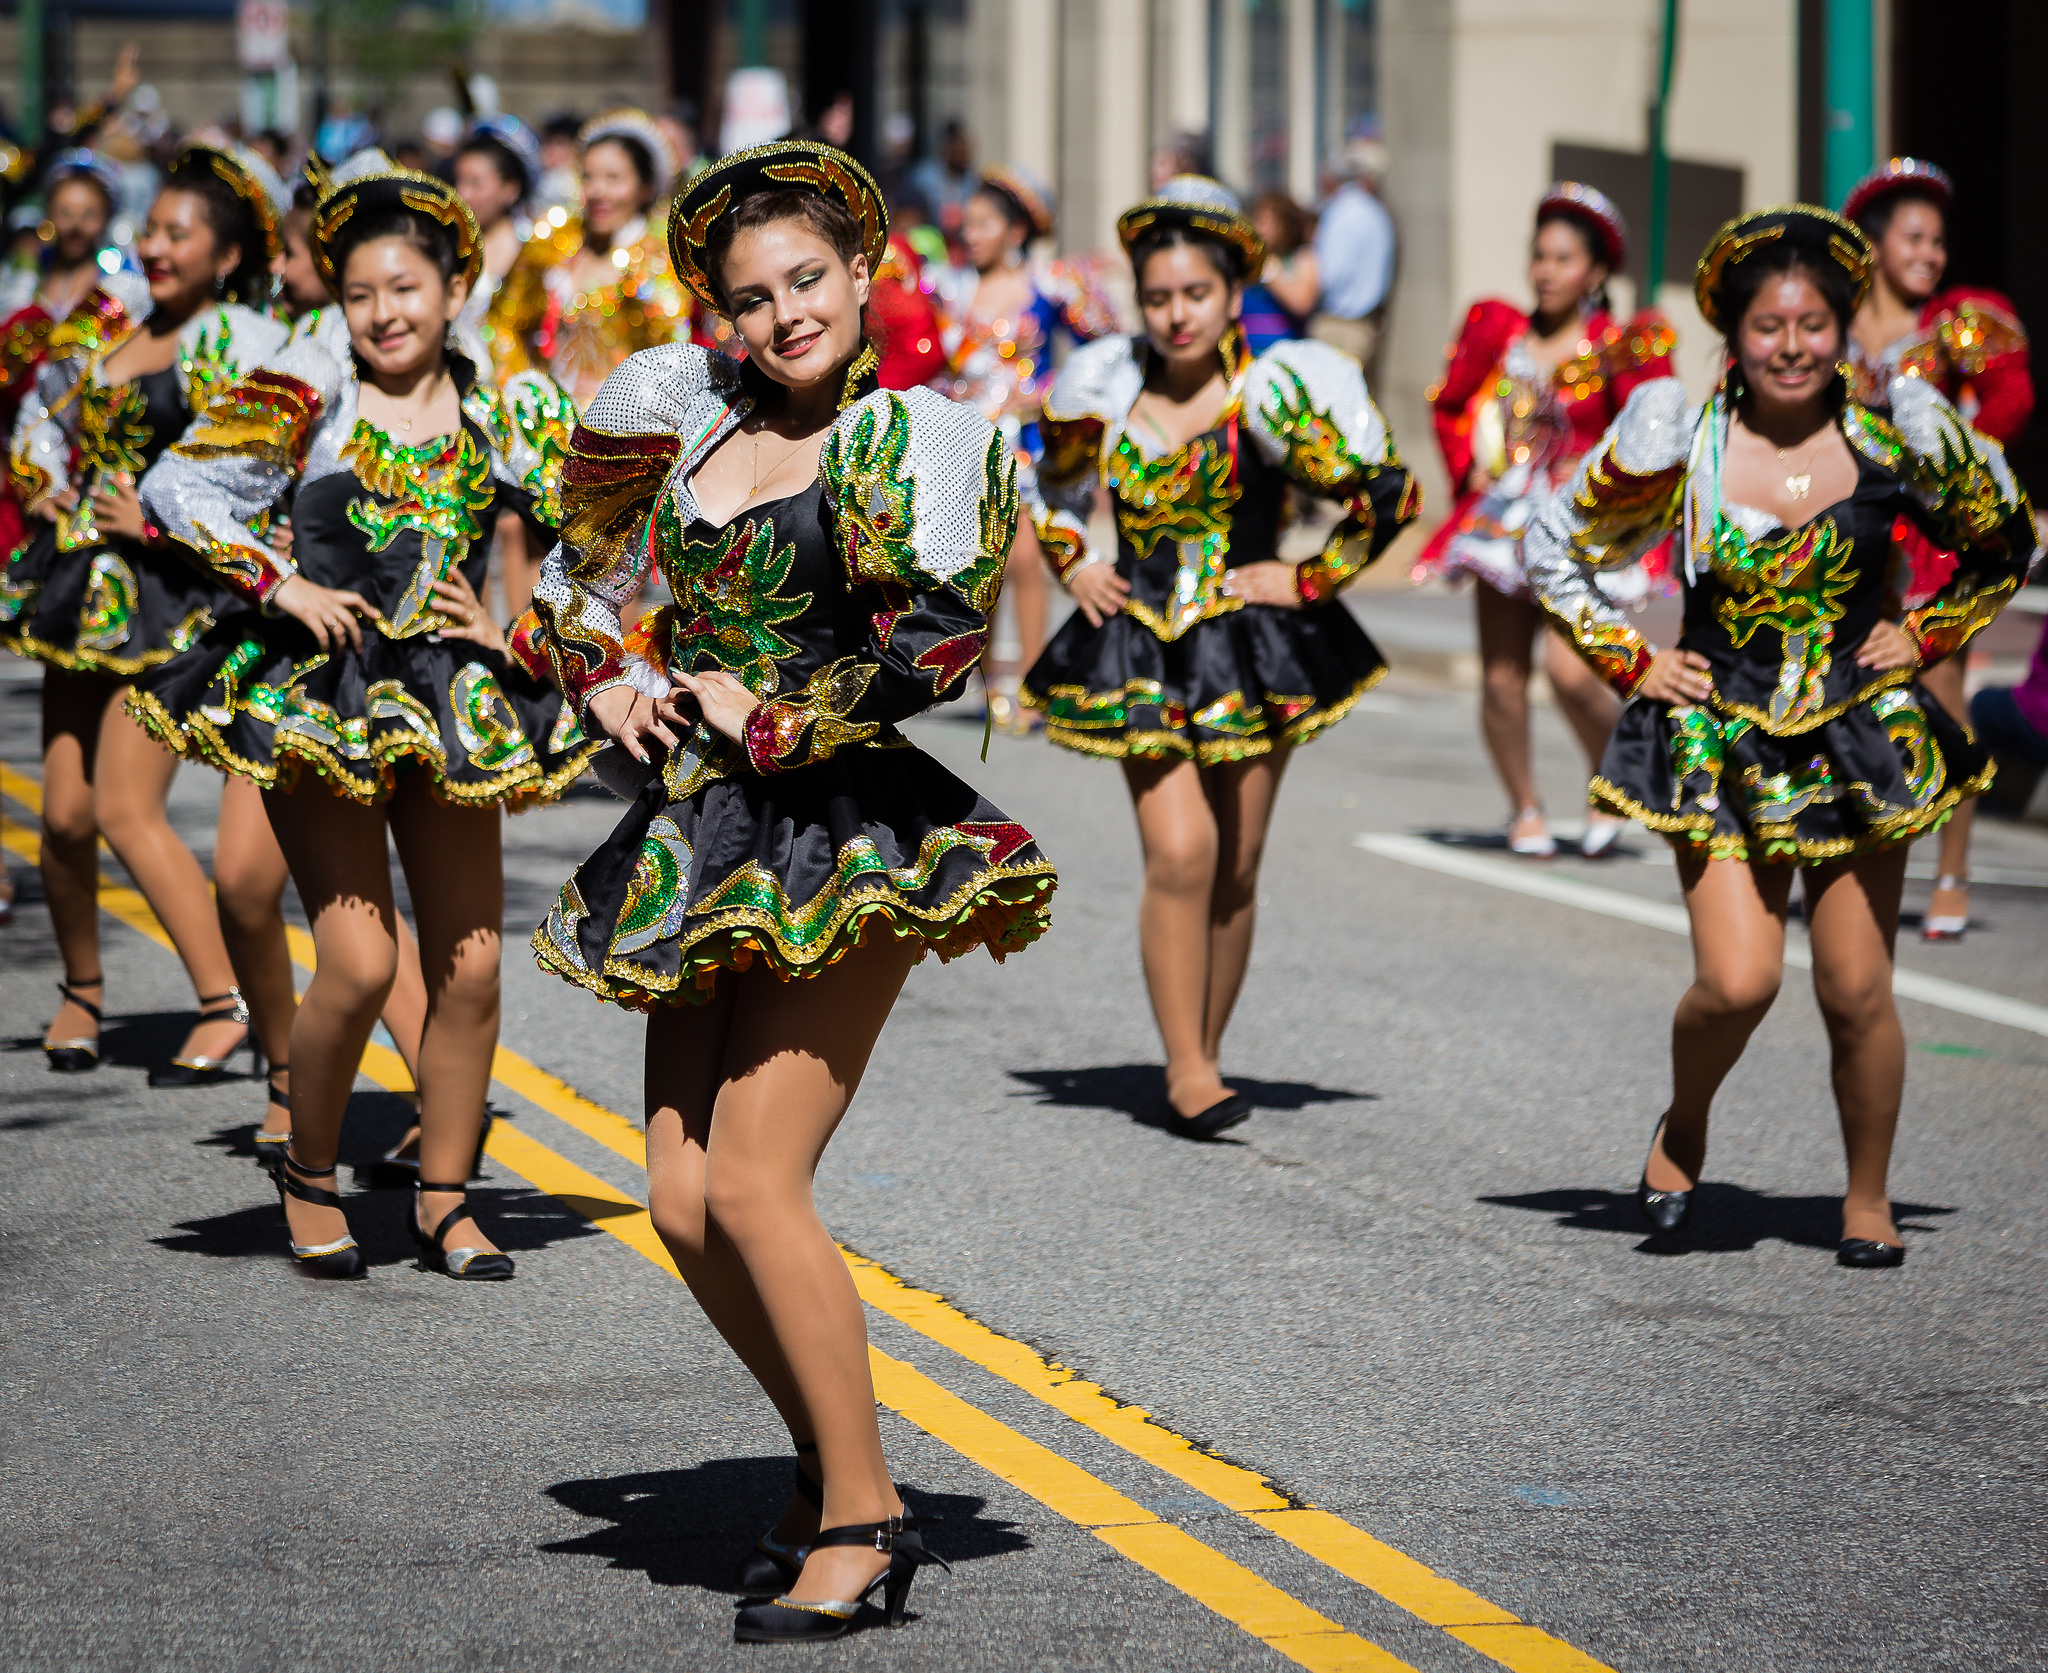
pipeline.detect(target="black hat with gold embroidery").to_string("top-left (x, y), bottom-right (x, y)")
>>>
top-left (668, 139), bottom-right (890, 313)
top-left (1693, 204), bottom-right (1874, 331)
top-left (308, 148), bottom-right (483, 295)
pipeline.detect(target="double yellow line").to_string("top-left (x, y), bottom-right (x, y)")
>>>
top-left (0, 758), bottom-right (1612, 1673)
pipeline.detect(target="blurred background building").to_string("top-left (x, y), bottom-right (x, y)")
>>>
top-left (0, 0), bottom-right (2041, 499)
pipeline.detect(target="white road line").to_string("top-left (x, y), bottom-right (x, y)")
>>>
top-left (1354, 832), bottom-right (2048, 1042)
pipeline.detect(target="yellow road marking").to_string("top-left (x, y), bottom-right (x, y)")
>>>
top-left (3, 755), bottom-right (1611, 1673)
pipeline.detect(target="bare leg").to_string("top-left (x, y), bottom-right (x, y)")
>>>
top-left (1917, 658), bottom-right (1975, 931)
top-left (1543, 626), bottom-right (1625, 844)
top-left (1200, 751), bottom-right (1289, 1063)
top-left (388, 775), bottom-right (506, 1256)
top-left (1803, 849), bottom-right (1910, 1246)
top-left (645, 978), bottom-right (816, 1542)
top-left (1475, 585), bottom-right (1544, 842)
top-left (213, 773), bottom-right (297, 1073)
top-left (1122, 755), bottom-right (1227, 1117)
top-left (39, 667), bottom-right (120, 1047)
top-left (94, 698), bottom-right (246, 1063)
top-left (698, 943), bottom-right (919, 1603)
top-left (1644, 849), bottom-right (1794, 1192)
top-left (264, 782), bottom-right (401, 1252)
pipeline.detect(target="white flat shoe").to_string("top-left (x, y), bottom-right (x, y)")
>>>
top-left (1921, 874), bottom-right (1970, 941)
top-left (1579, 817), bottom-right (1626, 859)
top-left (1507, 806), bottom-right (1555, 858)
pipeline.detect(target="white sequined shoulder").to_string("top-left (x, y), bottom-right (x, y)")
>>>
top-left (1241, 337), bottom-right (1388, 467)
top-left (582, 341), bottom-right (745, 451)
top-left (1609, 377), bottom-right (1699, 475)
top-left (828, 385), bottom-right (1013, 586)
top-left (1042, 334), bottom-right (1145, 426)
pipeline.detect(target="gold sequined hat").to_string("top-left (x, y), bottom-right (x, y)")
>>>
top-left (1116, 175), bottom-right (1266, 279)
top-left (308, 148), bottom-right (483, 294)
top-left (667, 138), bottom-right (890, 313)
top-left (177, 142), bottom-right (288, 264)
top-left (1693, 204), bottom-right (1874, 331)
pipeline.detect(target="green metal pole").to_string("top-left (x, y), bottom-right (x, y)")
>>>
top-left (738, 0), bottom-right (768, 67)
top-left (1823, 0), bottom-right (1874, 206)
top-left (20, 0), bottom-right (44, 145)
top-left (1645, 0), bottom-right (1680, 304)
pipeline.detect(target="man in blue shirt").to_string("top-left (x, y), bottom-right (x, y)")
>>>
top-left (1310, 139), bottom-right (1395, 380)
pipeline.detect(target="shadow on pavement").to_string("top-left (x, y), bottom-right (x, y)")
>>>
top-left (1007, 1065), bottom-right (1374, 1134)
top-left (5, 1008), bottom-right (192, 1075)
top-left (1481, 1184), bottom-right (1955, 1254)
top-left (541, 1462), bottom-right (1026, 1595)
top-left (1420, 826), bottom-right (1644, 861)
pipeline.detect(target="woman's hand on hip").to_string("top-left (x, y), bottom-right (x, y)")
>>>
top-left (1637, 648), bottom-right (1714, 705)
top-left (672, 668), bottom-right (761, 745)
top-left (588, 684), bottom-right (681, 764)
top-left (1855, 619), bottom-right (1921, 672)
top-left (1221, 561), bottom-right (1302, 610)
top-left (431, 570), bottom-right (506, 654)
top-left (1068, 560), bottom-right (1130, 628)
top-left (272, 573), bottom-right (370, 654)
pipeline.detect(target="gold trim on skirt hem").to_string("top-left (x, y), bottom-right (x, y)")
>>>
top-left (1018, 665), bottom-right (1385, 765)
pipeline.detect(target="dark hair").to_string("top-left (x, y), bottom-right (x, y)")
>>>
top-left (458, 134), bottom-right (532, 199)
top-left (1714, 238), bottom-right (1858, 347)
top-left (159, 154), bottom-right (271, 306)
top-left (1532, 206), bottom-right (1612, 311)
top-left (1852, 183), bottom-right (1945, 246)
top-left (704, 188), bottom-right (866, 312)
top-left (331, 202), bottom-right (463, 287)
top-left (972, 180), bottom-right (1034, 236)
top-left (46, 170), bottom-right (116, 218)
top-left (542, 113), bottom-right (582, 143)
top-left (586, 132), bottom-right (657, 194)
top-left (1131, 222), bottom-right (1246, 288)
top-left (1250, 190), bottom-right (1311, 258)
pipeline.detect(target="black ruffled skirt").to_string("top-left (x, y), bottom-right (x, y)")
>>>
top-left (126, 611), bottom-right (599, 809)
top-left (1019, 600), bottom-right (1386, 763)
top-left (532, 735), bottom-right (1059, 1009)
top-left (0, 530), bottom-right (228, 676)
top-left (1595, 677), bottom-right (1989, 864)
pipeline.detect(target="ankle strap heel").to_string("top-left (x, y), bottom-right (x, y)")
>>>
top-left (44, 975), bottom-right (104, 1073)
top-left (733, 1505), bottom-right (948, 1642)
top-left (273, 1150), bottom-right (363, 1279)
top-left (412, 1182), bottom-right (514, 1281)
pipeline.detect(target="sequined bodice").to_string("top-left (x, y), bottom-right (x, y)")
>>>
top-left (1678, 450), bottom-right (1904, 731)
top-left (1107, 418), bottom-right (1285, 641)
top-left (291, 414), bottom-right (501, 637)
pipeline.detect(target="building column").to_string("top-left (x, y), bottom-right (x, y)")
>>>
top-left (1822, 0), bottom-right (1874, 204)
top-left (1213, 0), bottom-right (1250, 190)
top-left (1003, 0), bottom-right (1054, 186)
top-left (1286, 0), bottom-right (1317, 203)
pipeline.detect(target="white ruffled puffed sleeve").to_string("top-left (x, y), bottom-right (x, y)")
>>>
top-left (1022, 333), bottom-right (1144, 584)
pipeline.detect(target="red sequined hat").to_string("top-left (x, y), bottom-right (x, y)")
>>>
top-left (1841, 157), bottom-right (1953, 227)
top-left (1537, 182), bottom-right (1627, 271)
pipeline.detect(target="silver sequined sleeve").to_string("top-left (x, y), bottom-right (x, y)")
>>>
top-left (1023, 333), bottom-right (1144, 583)
top-left (1525, 379), bottom-right (1695, 696)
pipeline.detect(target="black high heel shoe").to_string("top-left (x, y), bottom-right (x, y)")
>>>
top-left (253, 1066), bottom-right (290, 1180)
top-left (274, 1149), bottom-right (365, 1279)
top-left (735, 1443), bottom-right (822, 1594)
top-left (1837, 1238), bottom-right (1905, 1268)
top-left (732, 1510), bottom-right (949, 1643)
top-left (1174, 1092), bottom-right (1251, 1141)
top-left (44, 975), bottom-right (103, 1073)
top-left (411, 1182), bottom-right (515, 1280)
top-left (150, 988), bottom-right (254, 1086)
top-left (372, 1108), bottom-right (492, 1187)
top-left (1636, 1118), bottom-right (1696, 1234)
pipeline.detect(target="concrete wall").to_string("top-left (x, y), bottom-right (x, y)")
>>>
top-left (0, 17), bottom-right (659, 147)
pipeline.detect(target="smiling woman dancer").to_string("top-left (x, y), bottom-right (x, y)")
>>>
top-left (1418, 183), bottom-right (1677, 858)
top-left (1842, 158), bottom-right (2034, 942)
top-left (527, 141), bottom-right (1055, 1642)
top-left (2, 145), bottom-right (291, 1083)
top-left (129, 153), bottom-right (592, 1280)
top-left (483, 109), bottom-right (690, 407)
top-left (1526, 208), bottom-right (2037, 1267)
top-left (1018, 176), bottom-right (1418, 1140)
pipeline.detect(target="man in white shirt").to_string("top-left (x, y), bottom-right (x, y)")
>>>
top-left (1310, 139), bottom-right (1396, 379)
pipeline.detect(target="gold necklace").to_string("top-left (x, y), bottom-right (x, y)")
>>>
top-left (1774, 436), bottom-right (1823, 501)
top-left (388, 371), bottom-right (449, 436)
top-left (749, 426), bottom-right (809, 497)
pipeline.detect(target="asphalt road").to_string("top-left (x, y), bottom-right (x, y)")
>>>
top-left (4, 586), bottom-right (2045, 1673)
